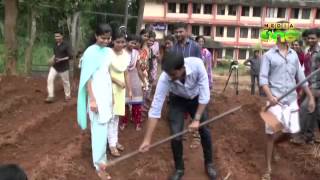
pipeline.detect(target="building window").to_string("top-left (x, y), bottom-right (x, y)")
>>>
top-left (301, 8), bottom-right (311, 19)
top-left (277, 8), bottom-right (286, 18)
top-left (193, 3), bottom-right (201, 14)
top-left (317, 9), bottom-right (320, 19)
top-left (225, 48), bottom-right (234, 59)
top-left (291, 8), bottom-right (299, 19)
top-left (168, 3), bottom-right (176, 13)
top-left (241, 6), bottom-right (250, 16)
top-left (239, 49), bottom-right (247, 59)
top-left (251, 28), bottom-right (260, 39)
top-left (227, 27), bottom-right (235, 38)
top-left (167, 24), bottom-right (174, 34)
top-left (252, 7), bottom-right (261, 17)
top-left (228, 5), bottom-right (237, 16)
top-left (240, 28), bottom-right (248, 38)
top-left (217, 4), bottom-right (225, 15)
top-left (204, 4), bottom-right (212, 14)
top-left (192, 25), bottom-right (200, 36)
top-left (266, 7), bottom-right (276, 18)
top-left (216, 26), bottom-right (224, 37)
top-left (179, 3), bottom-right (188, 13)
top-left (203, 26), bottom-right (211, 36)
top-left (216, 49), bottom-right (223, 59)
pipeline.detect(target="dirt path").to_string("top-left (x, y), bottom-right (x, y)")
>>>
top-left (0, 76), bottom-right (319, 180)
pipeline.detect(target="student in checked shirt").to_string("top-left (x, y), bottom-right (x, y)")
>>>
top-left (139, 51), bottom-right (217, 180)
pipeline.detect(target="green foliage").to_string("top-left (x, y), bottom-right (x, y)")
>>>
top-left (0, 0), bottom-right (141, 74)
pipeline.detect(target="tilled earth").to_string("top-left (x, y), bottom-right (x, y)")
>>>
top-left (0, 75), bottom-right (319, 180)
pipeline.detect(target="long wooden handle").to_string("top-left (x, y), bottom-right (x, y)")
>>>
top-left (106, 105), bottom-right (242, 167)
top-left (265, 67), bottom-right (320, 111)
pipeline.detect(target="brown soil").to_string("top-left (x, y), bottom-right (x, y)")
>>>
top-left (0, 75), bottom-right (319, 180)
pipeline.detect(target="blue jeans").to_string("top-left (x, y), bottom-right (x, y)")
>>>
top-left (168, 93), bottom-right (213, 170)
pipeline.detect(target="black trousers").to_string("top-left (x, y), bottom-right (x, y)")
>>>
top-left (250, 75), bottom-right (259, 95)
top-left (168, 93), bottom-right (213, 170)
top-left (300, 97), bottom-right (320, 141)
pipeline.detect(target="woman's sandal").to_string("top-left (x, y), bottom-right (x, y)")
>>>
top-left (110, 147), bottom-right (121, 157)
top-left (119, 124), bottom-right (127, 131)
top-left (97, 171), bottom-right (112, 180)
top-left (261, 170), bottom-right (271, 180)
top-left (97, 164), bottom-right (112, 180)
top-left (136, 124), bottom-right (142, 131)
top-left (116, 143), bottom-right (125, 151)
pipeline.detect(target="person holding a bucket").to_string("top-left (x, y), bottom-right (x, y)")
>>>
top-left (259, 32), bottom-right (315, 180)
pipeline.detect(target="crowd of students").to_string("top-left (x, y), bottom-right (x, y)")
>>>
top-left (4, 21), bottom-right (320, 180)
top-left (74, 22), bottom-right (216, 179)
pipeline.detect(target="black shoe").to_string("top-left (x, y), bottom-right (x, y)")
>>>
top-left (169, 169), bottom-right (184, 180)
top-left (205, 164), bottom-right (217, 180)
top-left (44, 97), bottom-right (54, 103)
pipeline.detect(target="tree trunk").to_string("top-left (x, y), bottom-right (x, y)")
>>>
top-left (70, 11), bottom-right (81, 78)
top-left (124, 0), bottom-right (129, 28)
top-left (4, 0), bottom-right (18, 75)
top-left (71, 12), bottom-right (81, 54)
top-left (136, 0), bottom-right (145, 34)
top-left (25, 10), bottom-right (37, 75)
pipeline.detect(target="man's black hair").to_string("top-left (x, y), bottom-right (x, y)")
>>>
top-left (253, 50), bottom-right (259, 54)
top-left (302, 29), bottom-right (310, 38)
top-left (162, 51), bottom-right (184, 74)
top-left (0, 164), bottom-right (28, 180)
top-left (54, 30), bottom-right (63, 35)
top-left (307, 28), bottom-right (320, 38)
top-left (174, 22), bottom-right (187, 30)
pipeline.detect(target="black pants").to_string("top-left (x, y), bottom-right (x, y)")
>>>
top-left (250, 75), bottom-right (259, 95)
top-left (300, 97), bottom-right (320, 141)
top-left (168, 93), bottom-right (213, 170)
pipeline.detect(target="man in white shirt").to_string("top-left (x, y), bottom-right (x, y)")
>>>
top-left (139, 51), bottom-right (216, 180)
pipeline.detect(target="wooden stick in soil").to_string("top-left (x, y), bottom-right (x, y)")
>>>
top-left (106, 105), bottom-right (242, 167)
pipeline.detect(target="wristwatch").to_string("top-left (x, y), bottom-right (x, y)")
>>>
top-left (194, 114), bottom-right (201, 121)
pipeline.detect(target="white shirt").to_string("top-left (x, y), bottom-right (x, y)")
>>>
top-left (148, 57), bottom-right (210, 118)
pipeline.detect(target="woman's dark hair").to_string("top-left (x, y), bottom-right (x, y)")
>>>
top-left (140, 29), bottom-right (149, 36)
top-left (164, 34), bottom-right (175, 43)
top-left (162, 51), bottom-right (184, 74)
top-left (292, 39), bottom-right (303, 46)
top-left (112, 28), bottom-right (126, 41)
top-left (87, 23), bottom-right (112, 47)
top-left (195, 35), bottom-right (205, 42)
top-left (149, 31), bottom-right (156, 39)
top-left (126, 34), bottom-right (140, 42)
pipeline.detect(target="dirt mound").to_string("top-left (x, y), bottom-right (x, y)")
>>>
top-left (0, 76), bottom-right (319, 180)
